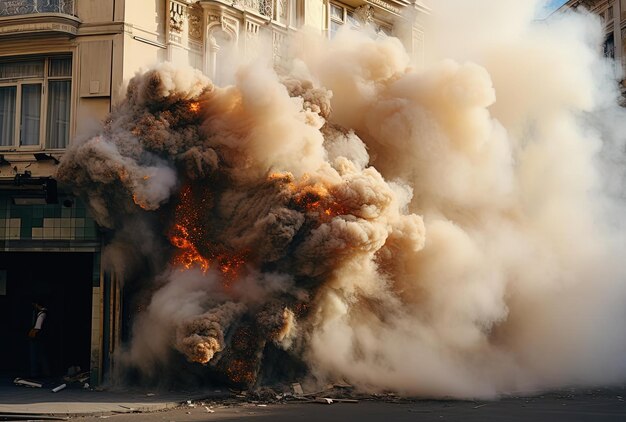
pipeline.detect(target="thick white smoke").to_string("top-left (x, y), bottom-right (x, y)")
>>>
top-left (58, 0), bottom-right (626, 398)
top-left (293, 0), bottom-right (626, 397)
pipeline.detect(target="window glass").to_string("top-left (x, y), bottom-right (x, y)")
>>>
top-left (604, 34), bottom-right (615, 58)
top-left (20, 84), bottom-right (41, 146)
top-left (0, 86), bottom-right (16, 146)
top-left (49, 57), bottom-right (72, 77)
top-left (275, 0), bottom-right (288, 23)
top-left (330, 20), bottom-right (342, 37)
top-left (46, 80), bottom-right (71, 149)
top-left (0, 59), bottom-right (44, 80)
top-left (330, 4), bottom-right (343, 21)
top-left (0, 55), bottom-right (72, 149)
top-left (346, 11), bottom-right (360, 28)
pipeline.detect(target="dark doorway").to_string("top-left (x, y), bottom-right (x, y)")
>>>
top-left (0, 252), bottom-right (93, 378)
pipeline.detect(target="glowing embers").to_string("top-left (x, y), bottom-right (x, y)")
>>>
top-left (219, 323), bottom-right (262, 388)
top-left (188, 101), bottom-right (200, 113)
top-left (214, 252), bottom-right (246, 282)
top-left (168, 184), bottom-right (247, 281)
top-left (169, 184), bottom-right (209, 272)
top-left (270, 172), bottom-right (350, 219)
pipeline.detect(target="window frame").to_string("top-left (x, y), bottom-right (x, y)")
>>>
top-left (269, 0), bottom-right (299, 28)
top-left (0, 54), bottom-right (72, 151)
top-left (328, 1), bottom-right (367, 39)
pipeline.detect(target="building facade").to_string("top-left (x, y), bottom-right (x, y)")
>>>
top-left (562, 0), bottom-right (626, 103)
top-left (0, 0), bottom-right (427, 384)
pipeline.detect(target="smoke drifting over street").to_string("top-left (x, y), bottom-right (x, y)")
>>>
top-left (58, 0), bottom-right (626, 398)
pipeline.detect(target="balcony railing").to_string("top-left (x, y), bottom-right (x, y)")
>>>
top-left (233, 0), bottom-right (274, 19)
top-left (0, 0), bottom-right (75, 17)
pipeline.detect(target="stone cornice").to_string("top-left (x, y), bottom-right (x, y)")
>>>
top-left (366, 0), bottom-right (403, 16)
top-left (0, 13), bottom-right (80, 37)
top-left (563, 0), bottom-right (610, 10)
top-left (76, 21), bottom-right (124, 37)
top-left (365, 0), bottom-right (429, 18)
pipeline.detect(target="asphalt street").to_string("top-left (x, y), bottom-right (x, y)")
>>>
top-left (68, 386), bottom-right (626, 422)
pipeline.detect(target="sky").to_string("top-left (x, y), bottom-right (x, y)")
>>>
top-left (538, 0), bottom-right (570, 17)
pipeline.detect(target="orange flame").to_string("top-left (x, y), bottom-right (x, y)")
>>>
top-left (188, 102), bottom-right (200, 113)
top-left (132, 194), bottom-right (151, 210)
top-left (170, 224), bottom-right (210, 272)
top-left (226, 359), bottom-right (256, 386)
top-left (168, 185), bottom-right (247, 281)
top-left (269, 172), bottom-right (349, 219)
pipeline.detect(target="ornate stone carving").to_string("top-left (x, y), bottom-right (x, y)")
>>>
top-left (354, 5), bottom-right (374, 24)
top-left (170, 1), bottom-right (185, 33)
top-left (188, 3), bottom-right (203, 40)
top-left (0, 0), bottom-right (75, 17)
top-left (278, 0), bottom-right (288, 20)
top-left (272, 29), bottom-right (287, 64)
top-left (233, 0), bottom-right (273, 18)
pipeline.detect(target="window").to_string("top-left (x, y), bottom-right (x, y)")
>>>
top-left (607, 6), bottom-right (614, 21)
top-left (329, 2), bottom-right (360, 38)
top-left (328, 2), bottom-right (391, 39)
top-left (0, 55), bottom-right (72, 150)
top-left (604, 33), bottom-right (615, 59)
top-left (289, 0), bottom-right (297, 27)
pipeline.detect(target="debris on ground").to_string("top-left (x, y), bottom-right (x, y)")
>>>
top-left (176, 380), bottom-right (368, 415)
top-left (291, 383), bottom-right (304, 396)
top-left (13, 378), bottom-right (42, 388)
top-left (51, 383), bottom-right (67, 393)
top-left (63, 370), bottom-right (90, 385)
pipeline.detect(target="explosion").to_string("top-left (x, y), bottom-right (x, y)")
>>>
top-left (57, 0), bottom-right (626, 398)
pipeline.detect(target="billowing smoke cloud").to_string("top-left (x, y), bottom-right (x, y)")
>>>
top-left (57, 0), bottom-right (626, 398)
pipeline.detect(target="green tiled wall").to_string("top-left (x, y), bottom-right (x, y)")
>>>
top-left (0, 197), bottom-right (99, 241)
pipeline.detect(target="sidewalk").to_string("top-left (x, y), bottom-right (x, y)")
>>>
top-left (0, 377), bottom-right (223, 417)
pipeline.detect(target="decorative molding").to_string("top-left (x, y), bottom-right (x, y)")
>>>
top-left (0, 14), bottom-right (80, 37)
top-left (76, 22), bottom-right (124, 36)
top-left (206, 11), bottom-right (239, 43)
top-left (169, 32), bottom-right (183, 44)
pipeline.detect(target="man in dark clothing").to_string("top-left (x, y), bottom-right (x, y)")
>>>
top-left (28, 300), bottom-right (50, 379)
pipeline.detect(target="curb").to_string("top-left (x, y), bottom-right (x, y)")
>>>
top-left (0, 400), bottom-right (186, 417)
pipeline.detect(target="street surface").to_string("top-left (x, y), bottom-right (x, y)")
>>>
top-left (70, 386), bottom-right (626, 422)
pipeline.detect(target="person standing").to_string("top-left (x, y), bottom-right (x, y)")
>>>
top-left (28, 299), bottom-right (50, 379)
